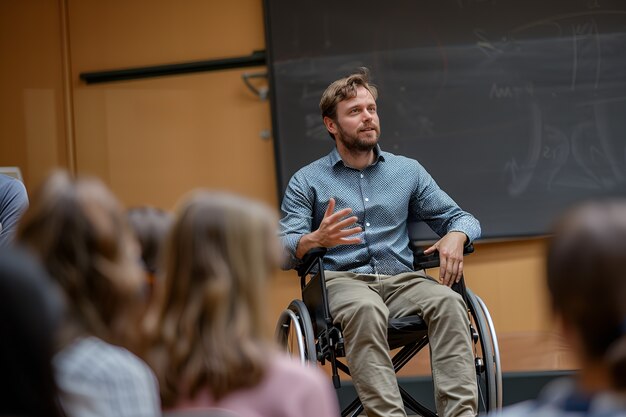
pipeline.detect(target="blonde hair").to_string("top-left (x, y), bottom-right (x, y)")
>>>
top-left (16, 170), bottom-right (144, 347)
top-left (145, 191), bottom-right (281, 406)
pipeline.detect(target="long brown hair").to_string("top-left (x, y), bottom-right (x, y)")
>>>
top-left (145, 191), bottom-right (281, 406)
top-left (547, 199), bottom-right (626, 389)
top-left (16, 170), bottom-right (144, 347)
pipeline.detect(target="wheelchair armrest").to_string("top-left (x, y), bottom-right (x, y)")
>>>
top-left (413, 243), bottom-right (474, 270)
top-left (296, 247), bottom-right (327, 277)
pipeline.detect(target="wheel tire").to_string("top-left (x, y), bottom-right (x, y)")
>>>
top-left (275, 299), bottom-right (317, 365)
top-left (466, 288), bottom-right (502, 413)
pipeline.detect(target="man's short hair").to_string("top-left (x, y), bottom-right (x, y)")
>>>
top-left (319, 68), bottom-right (378, 139)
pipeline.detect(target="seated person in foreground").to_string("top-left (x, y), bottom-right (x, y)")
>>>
top-left (495, 200), bottom-right (626, 417)
top-left (279, 68), bottom-right (480, 417)
top-left (143, 191), bottom-right (340, 417)
top-left (16, 171), bottom-right (161, 417)
top-left (0, 247), bottom-right (66, 417)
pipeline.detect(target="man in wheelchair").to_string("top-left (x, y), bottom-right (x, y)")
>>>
top-left (279, 68), bottom-right (480, 417)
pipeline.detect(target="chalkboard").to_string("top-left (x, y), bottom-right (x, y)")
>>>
top-left (264, 0), bottom-right (626, 241)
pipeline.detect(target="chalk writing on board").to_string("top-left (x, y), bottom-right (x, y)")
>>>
top-left (505, 100), bottom-right (626, 196)
top-left (489, 83), bottom-right (534, 99)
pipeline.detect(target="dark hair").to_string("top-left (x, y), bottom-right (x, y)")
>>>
top-left (319, 67), bottom-right (378, 139)
top-left (127, 206), bottom-right (173, 276)
top-left (547, 199), bottom-right (626, 389)
top-left (0, 246), bottom-right (66, 417)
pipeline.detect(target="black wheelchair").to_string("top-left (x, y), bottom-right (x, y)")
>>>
top-left (275, 244), bottom-right (502, 417)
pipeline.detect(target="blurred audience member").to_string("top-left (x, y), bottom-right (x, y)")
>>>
top-left (0, 173), bottom-right (28, 247)
top-left (127, 206), bottom-right (173, 293)
top-left (0, 246), bottom-right (65, 417)
top-left (16, 171), bottom-right (161, 417)
top-left (145, 191), bottom-right (340, 417)
top-left (496, 200), bottom-right (626, 417)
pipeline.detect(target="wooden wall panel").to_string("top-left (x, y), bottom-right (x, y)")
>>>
top-left (68, 0), bottom-right (272, 209)
top-left (0, 0), bottom-right (68, 189)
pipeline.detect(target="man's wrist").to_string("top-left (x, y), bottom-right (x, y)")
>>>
top-left (448, 230), bottom-right (469, 245)
top-left (296, 232), bottom-right (319, 259)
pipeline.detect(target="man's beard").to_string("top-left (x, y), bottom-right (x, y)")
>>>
top-left (336, 124), bottom-right (380, 153)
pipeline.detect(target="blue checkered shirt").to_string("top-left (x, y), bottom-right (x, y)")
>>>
top-left (279, 146), bottom-right (481, 275)
top-left (55, 336), bottom-right (162, 417)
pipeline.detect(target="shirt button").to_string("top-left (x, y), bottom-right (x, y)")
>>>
top-left (360, 174), bottom-right (364, 178)
top-left (366, 222), bottom-right (371, 227)
top-left (364, 198), bottom-right (369, 202)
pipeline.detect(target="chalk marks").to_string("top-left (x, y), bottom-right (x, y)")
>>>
top-left (505, 100), bottom-right (625, 196)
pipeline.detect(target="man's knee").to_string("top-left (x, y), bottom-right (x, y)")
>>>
top-left (336, 297), bottom-right (388, 331)
top-left (431, 286), bottom-right (468, 320)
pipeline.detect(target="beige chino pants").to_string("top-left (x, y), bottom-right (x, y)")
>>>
top-left (325, 270), bottom-right (478, 417)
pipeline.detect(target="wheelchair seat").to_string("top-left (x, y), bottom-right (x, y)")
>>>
top-left (387, 315), bottom-right (427, 350)
top-left (276, 244), bottom-right (502, 417)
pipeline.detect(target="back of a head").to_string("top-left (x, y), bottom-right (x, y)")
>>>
top-left (0, 246), bottom-right (65, 417)
top-left (15, 170), bottom-right (144, 345)
top-left (127, 206), bottom-right (173, 276)
top-left (547, 199), bottom-right (626, 389)
top-left (163, 191), bottom-right (280, 333)
top-left (149, 191), bottom-right (281, 406)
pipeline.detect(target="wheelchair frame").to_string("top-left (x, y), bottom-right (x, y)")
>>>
top-left (276, 245), bottom-right (502, 416)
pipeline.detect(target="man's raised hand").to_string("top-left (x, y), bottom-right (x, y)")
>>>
top-left (295, 198), bottom-right (362, 259)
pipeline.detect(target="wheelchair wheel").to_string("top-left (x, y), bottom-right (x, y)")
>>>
top-left (466, 287), bottom-right (503, 412)
top-left (275, 299), bottom-right (317, 365)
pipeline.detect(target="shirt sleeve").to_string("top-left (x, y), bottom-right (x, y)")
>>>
top-left (409, 161), bottom-right (481, 243)
top-left (278, 172), bottom-right (314, 270)
top-left (0, 177), bottom-right (29, 247)
top-left (55, 339), bottom-right (162, 417)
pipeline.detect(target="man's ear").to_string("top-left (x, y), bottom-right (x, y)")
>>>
top-left (323, 116), bottom-right (338, 136)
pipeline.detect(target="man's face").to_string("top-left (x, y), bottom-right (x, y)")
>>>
top-left (326, 86), bottom-right (380, 153)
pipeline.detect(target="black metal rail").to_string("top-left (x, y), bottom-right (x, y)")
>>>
top-left (80, 50), bottom-right (266, 84)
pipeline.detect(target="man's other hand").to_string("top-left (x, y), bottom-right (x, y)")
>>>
top-left (424, 231), bottom-right (467, 286)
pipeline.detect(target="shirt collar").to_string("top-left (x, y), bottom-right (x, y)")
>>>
top-left (329, 144), bottom-right (385, 168)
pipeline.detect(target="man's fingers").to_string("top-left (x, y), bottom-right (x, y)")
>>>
top-left (333, 215), bottom-right (359, 230)
top-left (424, 244), bottom-right (438, 254)
top-left (455, 261), bottom-right (464, 283)
top-left (440, 257), bottom-right (456, 286)
top-left (449, 259), bottom-right (459, 277)
top-left (439, 257), bottom-right (447, 283)
top-left (441, 257), bottom-right (463, 286)
top-left (324, 198), bottom-right (336, 218)
top-left (326, 207), bottom-right (354, 223)
top-left (339, 236), bottom-right (362, 245)
top-left (336, 226), bottom-right (362, 237)
top-left (447, 261), bottom-right (459, 286)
